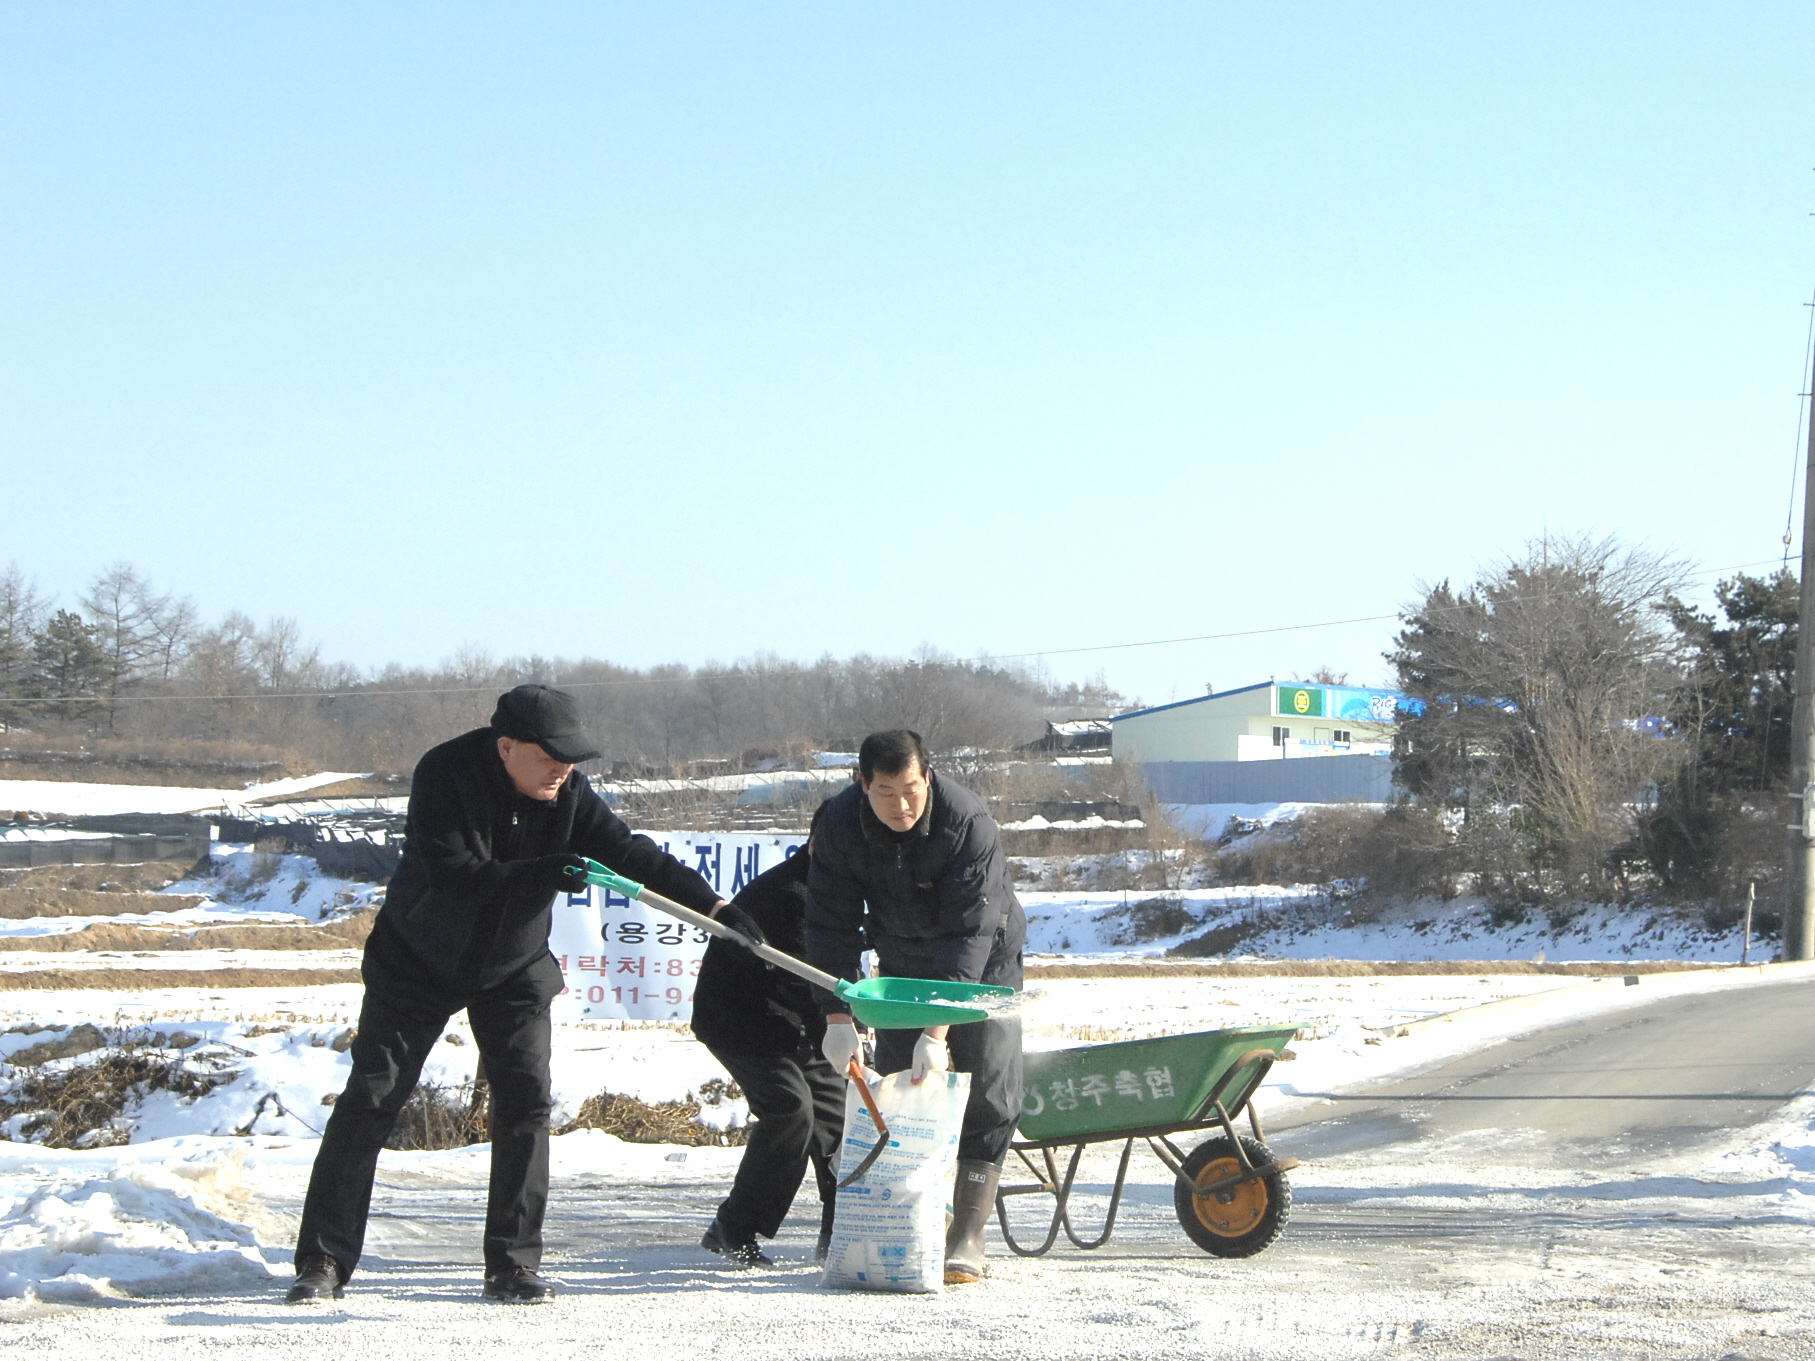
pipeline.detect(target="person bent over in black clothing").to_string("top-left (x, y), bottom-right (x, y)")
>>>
top-left (287, 685), bottom-right (766, 1305)
top-left (689, 805), bottom-right (843, 1267)
top-left (805, 729), bottom-right (1025, 1286)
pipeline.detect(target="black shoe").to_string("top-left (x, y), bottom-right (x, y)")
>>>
top-left (482, 1266), bottom-right (555, 1303)
top-left (700, 1217), bottom-right (771, 1268)
top-left (285, 1255), bottom-right (344, 1304)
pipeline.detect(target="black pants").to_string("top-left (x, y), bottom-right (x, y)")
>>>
top-left (703, 1043), bottom-right (844, 1242)
top-left (872, 936), bottom-right (1025, 1166)
top-left (294, 946), bottom-right (562, 1281)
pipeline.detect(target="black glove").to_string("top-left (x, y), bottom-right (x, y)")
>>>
top-left (537, 853), bottom-right (590, 893)
top-left (712, 903), bottom-right (768, 950)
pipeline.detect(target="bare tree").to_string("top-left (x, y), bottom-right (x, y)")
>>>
top-left (80, 562), bottom-right (159, 723)
top-left (0, 563), bottom-right (49, 728)
top-left (141, 591), bottom-right (197, 683)
top-left (183, 612), bottom-right (262, 695)
top-left (254, 616), bottom-right (321, 691)
top-left (1391, 534), bottom-right (1687, 900)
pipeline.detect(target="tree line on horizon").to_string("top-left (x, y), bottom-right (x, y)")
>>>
top-left (0, 543), bottom-right (1798, 913)
top-left (0, 561), bottom-right (1126, 773)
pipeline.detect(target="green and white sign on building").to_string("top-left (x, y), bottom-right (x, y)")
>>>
top-left (1276, 685), bottom-right (1325, 718)
top-left (1274, 685), bottom-right (1405, 723)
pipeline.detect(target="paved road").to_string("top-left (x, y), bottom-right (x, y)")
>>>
top-left (1270, 973), bottom-right (1815, 1164)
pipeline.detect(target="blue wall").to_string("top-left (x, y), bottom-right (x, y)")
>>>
top-left (1138, 754), bottom-right (1395, 805)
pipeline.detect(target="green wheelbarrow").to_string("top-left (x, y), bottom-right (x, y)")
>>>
top-left (999, 1025), bottom-right (1302, 1260)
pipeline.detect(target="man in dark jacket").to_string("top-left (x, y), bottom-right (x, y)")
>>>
top-left (287, 684), bottom-right (764, 1305)
top-left (804, 729), bottom-right (1024, 1286)
top-left (689, 803), bottom-right (842, 1268)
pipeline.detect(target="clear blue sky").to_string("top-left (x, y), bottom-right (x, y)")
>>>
top-left (4, 3), bottom-right (1811, 707)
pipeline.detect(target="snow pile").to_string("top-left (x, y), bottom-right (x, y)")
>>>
top-left (1021, 887), bottom-right (1756, 962)
top-left (0, 1144), bottom-right (274, 1301)
top-left (0, 775), bottom-right (363, 819)
top-left (0, 846), bottom-right (383, 949)
top-left (1704, 1093), bottom-right (1815, 1221)
top-left (998, 814), bottom-right (1144, 832)
top-left (0, 1010), bottom-right (744, 1145)
top-left (1161, 801), bottom-right (1316, 839)
top-left (164, 845), bottom-right (382, 922)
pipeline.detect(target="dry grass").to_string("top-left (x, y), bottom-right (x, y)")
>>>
top-left (0, 910), bottom-right (377, 953)
top-left (0, 1051), bottom-right (226, 1148)
top-left (1213, 804), bottom-right (1454, 900)
top-left (555, 1079), bottom-right (748, 1146)
top-left (385, 1080), bottom-right (492, 1151)
top-left (0, 967), bottom-right (362, 991)
top-left (1104, 896), bottom-right (1199, 945)
top-left (1025, 959), bottom-right (1729, 979)
top-left (243, 776), bottom-right (400, 803)
top-left (0, 863), bottom-right (190, 893)
top-left (0, 889), bottom-right (208, 920)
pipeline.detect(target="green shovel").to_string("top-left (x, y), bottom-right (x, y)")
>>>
top-left (574, 858), bottom-right (1012, 1029)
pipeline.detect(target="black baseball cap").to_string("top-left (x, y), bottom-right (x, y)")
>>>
top-left (490, 684), bottom-right (602, 764)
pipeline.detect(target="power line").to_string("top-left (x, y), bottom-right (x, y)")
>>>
top-left (0, 554), bottom-right (1789, 707)
top-left (1786, 288), bottom-right (1815, 569)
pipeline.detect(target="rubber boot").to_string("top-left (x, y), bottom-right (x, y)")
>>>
top-left (943, 1159), bottom-right (1000, 1285)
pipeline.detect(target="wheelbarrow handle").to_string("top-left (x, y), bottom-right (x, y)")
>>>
top-left (577, 859), bottom-right (844, 994)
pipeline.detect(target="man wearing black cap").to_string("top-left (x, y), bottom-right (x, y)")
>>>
top-left (287, 684), bottom-right (766, 1305)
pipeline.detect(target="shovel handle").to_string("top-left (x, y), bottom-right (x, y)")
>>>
top-left (847, 1058), bottom-right (887, 1134)
top-left (834, 1058), bottom-right (891, 1190)
top-left (578, 859), bottom-right (844, 994)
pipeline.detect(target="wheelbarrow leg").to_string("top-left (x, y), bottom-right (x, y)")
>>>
top-left (995, 1144), bottom-right (1083, 1258)
top-left (1057, 1138), bottom-right (1135, 1251)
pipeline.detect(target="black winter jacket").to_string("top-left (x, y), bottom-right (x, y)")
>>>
top-left (805, 771), bottom-right (1024, 1004)
top-left (373, 727), bottom-right (721, 993)
top-left (688, 849), bottom-right (827, 1057)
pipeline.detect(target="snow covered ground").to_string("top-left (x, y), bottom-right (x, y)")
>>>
top-left (0, 775), bottom-right (367, 819)
top-left (0, 846), bottom-right (382, 948)
top-left (1021, 886), bottom-right (1754, 963)
top-left (2, 792), bottom-right (1805, 1353)
top-left (2, 962), bottom-right (1810, 1328)
top-left (1163, 800), bottom-right (1325, 839)
top-left (2, 859), bottom-right (1750, 968)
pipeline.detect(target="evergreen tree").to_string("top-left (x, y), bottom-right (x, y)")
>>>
top-left (1645, 570), bottom-right (1798, 892)
top-left (0, 564), bottom-right (49, 731)
top-left (31, 610), bottom-right (111, 724)
top-left (1390, 535), bottom-right (1682, 902)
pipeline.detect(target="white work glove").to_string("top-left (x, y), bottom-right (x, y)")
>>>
top-left (910, 1031), bottom-right (950, 1084)
top-left (822, 1020), bottom-right (862, 1072)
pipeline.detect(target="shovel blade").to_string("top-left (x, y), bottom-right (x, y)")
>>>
top-left (835, 976), bottom-right (1014, 1029)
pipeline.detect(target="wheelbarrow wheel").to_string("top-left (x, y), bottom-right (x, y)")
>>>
top-left (1173, 1133), bottom-right (1291, 1258)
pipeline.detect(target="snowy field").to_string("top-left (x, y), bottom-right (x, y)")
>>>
top-left (1, 787), bottom-right (1804, 1354)
top-left (0, 963), bottom-right (1811, 1360)
top-left (1021, 887), bottom-right (1755, 964)
top-left (0, 971), bottom-right (1596, 1149)
top-left (0, 776), bottom-right (367, 819)
top-left (0, 846), bottom-right (380, 946)
top-left (2, 843), bottom-right (1755, 968)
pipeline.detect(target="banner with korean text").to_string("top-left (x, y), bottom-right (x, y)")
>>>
top-left (547, 830), bottom-right (808, 1022)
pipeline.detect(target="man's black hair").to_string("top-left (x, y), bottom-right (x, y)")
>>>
top-left (858, 730), bottom-right (928, 783)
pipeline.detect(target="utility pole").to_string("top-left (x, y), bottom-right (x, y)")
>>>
top-left (1787, 336), bottom-right (1815, 961)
